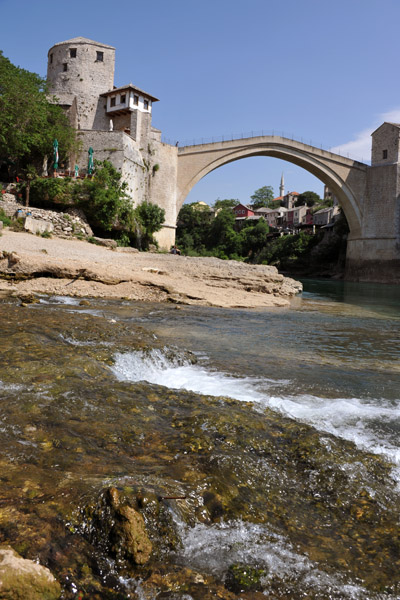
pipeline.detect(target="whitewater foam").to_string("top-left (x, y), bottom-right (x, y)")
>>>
top-left (110, 349), bottom-right (400, 475)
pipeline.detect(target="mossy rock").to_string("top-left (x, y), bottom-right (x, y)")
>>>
top-left (225, 563), bottom-right (267, 593)
top-left (0, 546), bottom-right (61, 599)
top-left (83, 487), bottom-right (152, 565)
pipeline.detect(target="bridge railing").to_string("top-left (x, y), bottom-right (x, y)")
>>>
top-left (161, 130), bottom-right (368, 164)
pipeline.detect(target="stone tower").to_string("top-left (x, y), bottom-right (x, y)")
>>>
top-left (279, 172), bottom-right (285, 197)
top-left (47, 37), bottom-right (115, 130)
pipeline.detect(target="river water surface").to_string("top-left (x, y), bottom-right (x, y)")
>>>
top-left (0, 279), bottom-right (399, 599)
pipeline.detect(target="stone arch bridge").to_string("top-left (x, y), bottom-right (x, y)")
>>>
top-left (173, 134), bottom-right (399, 283)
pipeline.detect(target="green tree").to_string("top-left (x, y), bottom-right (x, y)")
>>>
top-left (135, 200), bottom-right (165, 249)
top-left (0, 51), bottom-right (78, 178)
top-left (176, 203), bottom-right (211, 254)
top-left (207, 208), bottom-right (242, 257)
top-left (213, 198), bottom-right (239, 210)
top-left (250, 186), bottom-right (274, 209)
top-left (296, 190), bottom-right (320, 207)
top-left (241, 218), bottom-right (270, 256)
top-left (73, 160), bottom-right (134, 232)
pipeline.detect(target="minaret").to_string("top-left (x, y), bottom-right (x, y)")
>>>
top-left (279, 173), bottom-right (285, 198)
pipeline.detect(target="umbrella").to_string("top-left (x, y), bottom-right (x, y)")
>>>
top-left (53, 139), bottom-right (59, 171)
top-left (88, 147), bottom-right (94, 175)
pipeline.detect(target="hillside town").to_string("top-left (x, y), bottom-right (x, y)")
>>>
top-left (191, 182), bottom-right (340, 237)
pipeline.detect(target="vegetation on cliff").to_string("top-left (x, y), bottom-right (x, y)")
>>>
top-left (26, 160), bottom-right (165, 248)
top-left (176, 200), bottom-right (348, 276)
top-left (0, 51), bottom-right (78, 179)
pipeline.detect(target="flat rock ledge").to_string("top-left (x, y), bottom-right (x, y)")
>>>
top-left (0, 546), bottom-right (61, 600)
top-left (0, 230), bottom-right (302, 308)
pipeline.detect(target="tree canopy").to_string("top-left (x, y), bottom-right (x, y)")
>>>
top-left (250, 185), bottom-right (274, 209)
top-left (213, 198), bottom-right (239, 210)
top-left (0, 51), bottom-right (77, 177)
top-left (296, 190), bottom-right (321, 207)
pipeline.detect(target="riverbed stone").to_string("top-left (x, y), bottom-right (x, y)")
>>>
top-left (0, 546), bottom-right (61, 600)
top-left (85, 487), bottom-right (153, 565)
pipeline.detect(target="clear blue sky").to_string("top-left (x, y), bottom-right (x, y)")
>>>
top-left (1, 0), bottom-right (399, 205)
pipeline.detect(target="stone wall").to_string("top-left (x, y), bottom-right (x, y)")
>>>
top-left (371, 123), bottom-right (400, 166)
top-left (149, 141), bottom-right (179, 249)
top-left (47, 38), bottom-right (115, 131)
top-left (0, 197), bottom-right (93, 238)
top-left (76, 130), bottom-right (147, 202)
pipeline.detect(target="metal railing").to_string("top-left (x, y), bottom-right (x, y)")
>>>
top-left (161, 130), bottom-right (367, 164)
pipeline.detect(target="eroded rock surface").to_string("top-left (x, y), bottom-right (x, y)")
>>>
top-left (0, 230), bottom-right (302, 307)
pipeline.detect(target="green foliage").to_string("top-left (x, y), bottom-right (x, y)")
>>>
top-left (176, 204), bottom-right (270, 260)
top-left (213, 198), bottom-right (239, 210)
top-left (176, 204), bottom-right (211, 254)
top-left (250, 185), bottom-right (274, 208)
top-left (241, 218), bottom-right (270, 256)
top-left (135, 201), bottom-right (165, 249)
top-left (296, 190), bottom-right (321, 207)
top-left (0, 208), bottom-right (11, 227)
top-left (30, 177), bottom-right (74, 207)
top-left (0, 51), bottom-right (78, 178)
top-left (75, 160), bottom-right (135, 232)
top-left (256, 231), bottom-right (319, 269)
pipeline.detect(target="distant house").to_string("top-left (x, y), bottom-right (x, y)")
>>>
top-left (302, 208), bottom-right (314, 226)
top-left (233, 203), bottom-right (255, 218)
top-left (313, 205), bottom-right (340, 226)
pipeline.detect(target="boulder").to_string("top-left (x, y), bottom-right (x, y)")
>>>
top-left (23, 216), bottom-right (54, 235)
top-left (0, 546), bottom-right (61, 600)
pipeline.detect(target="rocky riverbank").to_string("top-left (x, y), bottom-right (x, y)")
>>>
top-left (0, 230), bottom-right (302, 308)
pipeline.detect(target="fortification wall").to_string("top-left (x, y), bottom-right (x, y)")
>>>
top-left (149, 141), bottom-right (178, 249)
top-left (76, 130), bottom-right (147, 204)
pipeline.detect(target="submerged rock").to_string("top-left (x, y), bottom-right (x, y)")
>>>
top-left (83, 487), bottom-right (152, 565)
top-left (0, 546), bottom-right (61, 600)
top-left (225, 563), bottom-right (267, 594)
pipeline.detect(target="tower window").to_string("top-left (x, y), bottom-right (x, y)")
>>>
top-left (63, 63), bottom-right (68, 72)
top-left (133, 95), bottom-right (139, 106)
top-left (120, 94), bottom-right (126, 104)
top-left (70, 48), bottom-right (77, 58)
top-left (110, 97), bottom-right (116, 107)
top-left (383, 149), bottom-right (388, 159)
top-left (143, 99), bottom-right (149, 110)
top-left (96, 51), bottom-right (104, 62)
top-left (49, 53), bottom-right (53, 64)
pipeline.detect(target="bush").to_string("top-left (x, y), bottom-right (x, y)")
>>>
top-left (29, 177), bottom-right (74, 207)
top-left (0, 208), bottom-right (11, 226)
top-left (134, 201), bottom-right (165, 249)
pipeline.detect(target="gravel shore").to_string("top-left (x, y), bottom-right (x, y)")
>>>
top-left (0, 230), bottom-right (302, 308)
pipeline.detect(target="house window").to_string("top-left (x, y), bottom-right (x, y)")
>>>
top-left (143, 99), bottom-right (149, 110)
top-left (120, 94), bottom-right (126, 104)
top-left (383, 149), bottom-right (388, 159)
top-left (96, 51), bottom-right (104, 62)
top-left (133, 95), bottom-right (139, 106)
top-left (63, 63), bottom-right (68, 72)
top-left (110, 97), bottom-right (116, 107)
top-left (70, 48), bottom-right (77, 58)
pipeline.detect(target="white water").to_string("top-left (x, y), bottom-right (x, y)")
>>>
top-left (111, 349), bottom-right (400, 479)
top-left (173, 518), bottom-right (385, 600)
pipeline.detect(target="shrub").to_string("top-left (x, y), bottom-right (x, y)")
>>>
top-left (0, 208), bottom-right (11, 226)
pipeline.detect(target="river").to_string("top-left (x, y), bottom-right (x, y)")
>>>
top-left (0, 279), bottom-right (399, 599)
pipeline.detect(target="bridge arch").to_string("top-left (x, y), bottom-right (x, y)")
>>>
top-left (177, 136), bottom-right (368, 237)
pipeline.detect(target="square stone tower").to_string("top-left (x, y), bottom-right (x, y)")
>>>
top-left (371, 122), bottom-right (400, 166)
